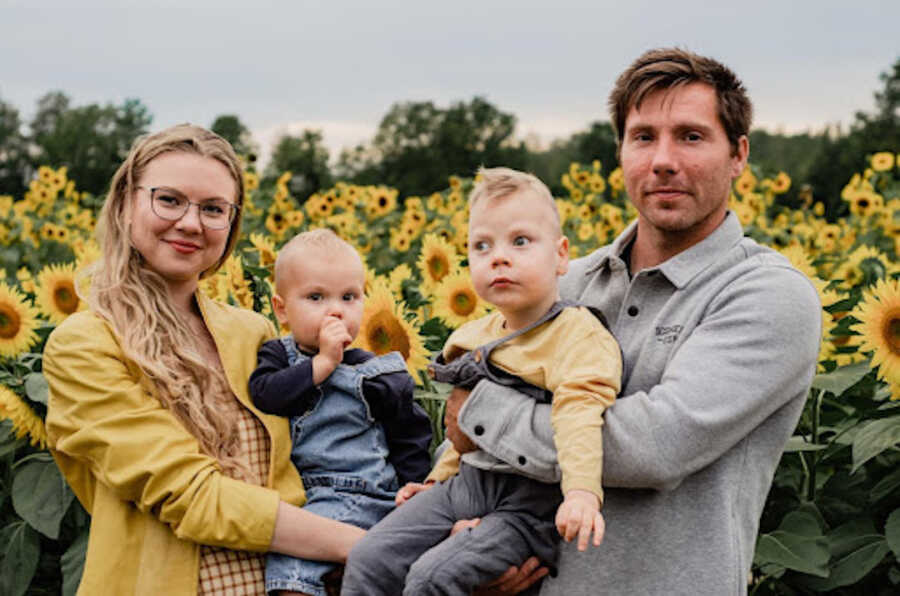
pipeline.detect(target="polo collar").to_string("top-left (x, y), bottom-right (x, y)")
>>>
top-left (585, 211), bottom-right (744, 289)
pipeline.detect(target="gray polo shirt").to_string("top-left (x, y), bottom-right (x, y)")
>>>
top-left (458, 212), bottom-right (821, 595)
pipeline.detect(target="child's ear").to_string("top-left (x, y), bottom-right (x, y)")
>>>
top-left (556, 235), bottom-right (570, 276)
top-left (271, 294), bottom-right (288, 326)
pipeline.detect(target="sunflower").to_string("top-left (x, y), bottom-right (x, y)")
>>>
top-left (353, 282), bottom-right (429, 379)
top-left (432, 271), bottom-right (488, 328)
top-left (850, 278), bottom-right (900, 385)
top-left (849, 190), bottom-right (884, 217)
top-left (734, 167), bottom-right (757, 196)
top-left (243, 171), bottom-right (260, 192)
top-left (366, 187), bottom-right (398, 218)
top-left (34, 262), bottom-right (83, 324)
top-left (577, 222), bottom-right (594, 242)
top-left (834, 245), bottom-right (886, 289)
top-left (589, 174), bottom-right (606, 194)
top-left (871, 152), bottom-right (895, 172)
top-left (0, 385), bottom-right (47, 448)
top-left (248, 233), bottom-right (277, 272)
top-left (608, 167), bottom-right (625, 193)
top-left (0, 282), bottom-right (40, 358)
top-left (417, 234), bottom-right (461, 294)
top-left (388, 264), bottom-right (413, 297)
top-left (770, 172), bottom-right (791, 194)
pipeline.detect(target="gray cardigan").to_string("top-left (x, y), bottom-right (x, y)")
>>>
top-left (457, 213), bottom-right (821, 595)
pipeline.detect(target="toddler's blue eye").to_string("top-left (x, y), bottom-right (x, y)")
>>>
top-left (307, 293), bottom-right (322, 301)
top-left (513, 236), bottom-right (530, 246)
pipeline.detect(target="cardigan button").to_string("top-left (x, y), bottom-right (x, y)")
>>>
top-left (474, 425), bottom-right (485, 436)
top-left (518, 455), bottom-right (527, 465)
top-left (627, 305), bottom-right (639, 316)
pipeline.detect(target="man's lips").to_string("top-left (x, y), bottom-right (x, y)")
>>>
top-left (166, 239), bottom-right (202, 254)
top-left (646, 187), bottom-right (689, 199)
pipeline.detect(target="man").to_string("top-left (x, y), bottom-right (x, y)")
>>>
top-left (448, 48), bottom-right (821, 595)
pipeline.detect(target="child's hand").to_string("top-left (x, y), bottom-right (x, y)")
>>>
top-left (312, 316), bottom-right (352, 384)
top-left (555, 489), bottom-right (604, 551)
top-left (395, 481), bottom-right (434, 505)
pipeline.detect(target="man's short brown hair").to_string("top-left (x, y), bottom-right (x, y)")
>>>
top-left (608, 48), bottom-right (753, 157)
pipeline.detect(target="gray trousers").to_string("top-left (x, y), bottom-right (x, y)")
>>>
top-left (341, 463), bottom-right (563, 596)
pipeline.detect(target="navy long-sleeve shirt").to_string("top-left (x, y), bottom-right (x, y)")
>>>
top-left (248, 339), bottom-right (432, 485)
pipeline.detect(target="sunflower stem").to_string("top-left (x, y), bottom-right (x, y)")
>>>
top-left (807, 388), bottom-right (825, 502)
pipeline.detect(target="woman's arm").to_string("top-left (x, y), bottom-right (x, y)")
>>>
top-left (270, 501), bottom-right (366, 561)
top-left (44, 312), bottom-right (361, 555)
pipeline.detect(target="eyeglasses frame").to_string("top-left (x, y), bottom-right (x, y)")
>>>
top-left (137, 185), bottom-right (240, 230)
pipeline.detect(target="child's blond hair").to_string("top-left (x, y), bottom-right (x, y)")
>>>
top-left (274, 229), bottom-right (362, 294)
top-left (469, 166), bottom-right (560, 230)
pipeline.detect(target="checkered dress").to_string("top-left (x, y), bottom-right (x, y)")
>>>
top-left (197, 391), bottom-right (271, 595)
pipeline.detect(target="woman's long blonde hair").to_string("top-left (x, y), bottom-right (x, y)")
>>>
top-left (87, 124), bottom-right (251, 479)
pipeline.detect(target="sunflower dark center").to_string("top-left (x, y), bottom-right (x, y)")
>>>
top-left (452, 291), bottom-right (475, 316)
top-left (428, 256), bottom-right (448, 281)
top-left (54, 282), bottom-right (79, 314)
top-left (0, 304), bottom-right (21, 339)
top-left (368, 312), bottom-right (411, 359)
top-left (886, 316), bottom-right (900, 354)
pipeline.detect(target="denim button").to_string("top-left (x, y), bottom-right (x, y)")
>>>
top-left (474, 425), bottom-right (485, 436)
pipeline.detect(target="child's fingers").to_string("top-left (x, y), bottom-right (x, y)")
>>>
top-left (577, 512), bottom-right (594, 551)
top-left (593, 512), bottom-right (605, 546)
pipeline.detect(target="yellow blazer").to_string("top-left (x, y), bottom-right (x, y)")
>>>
top-left (43, 293), bottom-right (305, 595)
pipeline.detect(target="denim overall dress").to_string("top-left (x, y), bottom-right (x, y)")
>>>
top-left (265, 337), bottom-right (406, 595)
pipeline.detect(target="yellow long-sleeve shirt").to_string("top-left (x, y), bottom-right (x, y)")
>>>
top-left (427, 306), bottom-right (621, 499)
top-left (43, 293), bottom-right (304, 595)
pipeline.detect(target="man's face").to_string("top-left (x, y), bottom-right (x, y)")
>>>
top-left (620, 82), bottom-right (748, 247)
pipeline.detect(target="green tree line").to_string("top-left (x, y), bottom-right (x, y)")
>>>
top-left (1, 57), bottom-right (897, 217)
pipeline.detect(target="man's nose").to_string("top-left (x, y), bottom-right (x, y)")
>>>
top-left (651, 137), bottom-right (678, 175)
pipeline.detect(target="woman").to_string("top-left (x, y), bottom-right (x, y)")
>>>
top-left (43, 124), bottom-right (364, 595)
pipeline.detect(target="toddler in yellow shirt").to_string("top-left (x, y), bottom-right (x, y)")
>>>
top-left (342, 167), bottom-right (622, 596)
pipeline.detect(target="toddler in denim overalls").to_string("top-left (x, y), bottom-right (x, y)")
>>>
top-left (248, 229), bottom-right (432, 596)
top-left (343, 167), bottom-right (622, 596)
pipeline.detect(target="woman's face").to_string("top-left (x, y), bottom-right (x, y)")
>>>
top-left (129, 152), bottom-right (237, 294)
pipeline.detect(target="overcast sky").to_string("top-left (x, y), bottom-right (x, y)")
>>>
top-left (2, 0), bottom-right (897, 164)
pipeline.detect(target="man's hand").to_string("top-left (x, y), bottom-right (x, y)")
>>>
top-left (312, 316), bottom-right (352, 384)
top-left (444, 387), bottom-right (478, 454)
top-left (555, 489), bottom-right (604, 551)
top-left (473, 557), bottom-right (548, 595)
top-left (394, 481), bottom-right (433, 506)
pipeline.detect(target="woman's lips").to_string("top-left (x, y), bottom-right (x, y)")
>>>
top-left (166, 240), bottom-right (201, 254)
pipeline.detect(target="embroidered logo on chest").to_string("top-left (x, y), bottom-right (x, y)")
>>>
top-left (655, 325), bottom-right (684, 344)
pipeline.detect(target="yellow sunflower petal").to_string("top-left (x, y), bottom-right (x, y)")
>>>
top-left (353, 281), bottom-right (429, 380)
top-left (0, 385), bottom-right (47, 448)
top-left (432, 271), bottom-right (488, 329)
top-left (0, 282), bottom-right (41, 358)
top-left (34, 262), bottom-right (84, 324)
top-left (850, 278), bottom-right (900, 385)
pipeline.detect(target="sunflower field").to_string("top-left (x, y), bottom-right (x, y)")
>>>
top-left (1, 152), bottom-right (899, 595)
